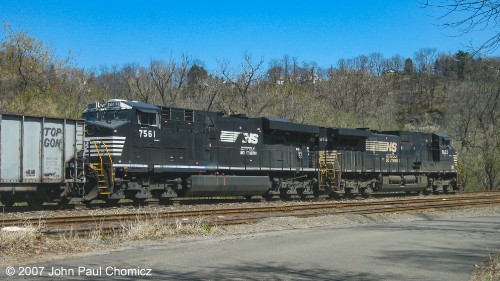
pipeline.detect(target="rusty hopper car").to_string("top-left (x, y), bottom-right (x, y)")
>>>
top-left (0, 114), bottom-right (86, 206)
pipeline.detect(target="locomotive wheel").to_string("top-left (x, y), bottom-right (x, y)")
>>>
top-left (296, 188), bottom-right (308, 200)
top-left (105, 198), bottom-right (120, 206)
top-left (328, 192), bottom-right (341, 200)
top-left (133, 198), bottom-right (147, 205)
top-left (279, 190), bottom-right (291, 200)
top-left (312, 186), bottom-right (321, 198)
top-left (159, 197), bottom-right (171, 205)
top-left (360, 188), bottom-right (371, 199)
top-left (344, 189), bottom-right (354, 199)
top-left (81, 199), bottom-right (93, 206)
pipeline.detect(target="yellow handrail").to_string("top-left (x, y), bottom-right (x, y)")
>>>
top-left (318, 150), bottom-right (341, 186)
top-left (91, 140), bottom-right (114, 184)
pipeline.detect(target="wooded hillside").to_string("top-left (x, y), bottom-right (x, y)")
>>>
top-left (1, 26), bottom-right (498, 191)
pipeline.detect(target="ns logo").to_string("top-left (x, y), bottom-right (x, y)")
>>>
top-left (242, 133), bottom-right (259, 144)
top-left (220, 131), bottom-right (259, 144)
top-left (388, 142), bottom-right (398, 153)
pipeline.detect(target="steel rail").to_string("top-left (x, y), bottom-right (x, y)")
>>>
top-left (1, 194), bottom-right (499, 235)
top-left (1, 194), bottom-right (498, 228)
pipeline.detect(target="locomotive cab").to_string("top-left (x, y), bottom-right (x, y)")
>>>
top-left (82, 99), bottom-right (162, 202)
top-left (431, 133), bottom-right (458, 173)
top-left (432, 133), bottom-right (451, 162)
top-left (83, 99), bottom-right (161, 164)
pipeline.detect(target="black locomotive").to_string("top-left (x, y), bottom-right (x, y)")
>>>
top-left (81, 99), bottom-right (459, 203)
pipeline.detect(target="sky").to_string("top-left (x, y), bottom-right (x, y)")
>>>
top-left (1, 0), bottom-right (498, 72)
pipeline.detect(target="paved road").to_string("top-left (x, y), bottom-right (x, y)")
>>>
top-left (2, 216), bottom-right (499, 280)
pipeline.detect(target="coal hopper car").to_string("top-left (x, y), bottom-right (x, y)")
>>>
top-left (0, 114), bottom-right (86, 206)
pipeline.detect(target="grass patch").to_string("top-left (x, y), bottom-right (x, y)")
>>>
top-left (119, 216), bottom-right (217, 240)
top-left (0, 224), bottom-right (104, 266)
top-left (0, 215), bottom-right (217, 266)
top-left (470, 252), bottom-right (500, 281)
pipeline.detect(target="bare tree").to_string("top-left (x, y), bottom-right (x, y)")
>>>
top-left (421, 0), bottom-right (500, 54)
top-left (382, 54), bottom-right (404, 73)
top-left (368, 52), bottom-right (384, 76)
top-left (446, 79), bottom-right (500, 190)
top-left (149, 54), bottom-right (190, 107)
top-left (0, 24), bottom-right (75, 116)
top-left (414, 48), bottom-right (438, 74)
top-left (122, 64), bottom-right (154, 103)
top-left (217, 52), bottom-right (265, 114)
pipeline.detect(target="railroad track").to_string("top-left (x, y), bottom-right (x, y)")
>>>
top-left (2, 194), bottom-right (500, 235)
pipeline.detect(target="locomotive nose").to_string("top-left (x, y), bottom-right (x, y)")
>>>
top-left (85, 122), bottom-right (119, 137)
top-left (86, 125), bottom-right (98, 136)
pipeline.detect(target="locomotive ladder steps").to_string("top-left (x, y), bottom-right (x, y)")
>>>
top-left (93, 163), bottom-right (109, 193)
top-left (319, 150), bottom-right (342, 189)
top-left (91, 141), bottom-right (114, 196)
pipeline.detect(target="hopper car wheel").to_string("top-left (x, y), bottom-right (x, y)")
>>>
top-left (262, 191), bottom-right (273, 201)
top-left (59, 197), bottom-right (69, 205)
top-left (26, 194), bottom-right (44, 207)
top-left (244, 196), bottom-right (253, 200)
top-left (0, 195), bottom-right (15, 207)
top-left (58, 197), bottom-right (72, 209)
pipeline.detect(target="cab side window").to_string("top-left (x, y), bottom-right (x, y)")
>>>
top-left (137, 111), bottom-right (158, 127)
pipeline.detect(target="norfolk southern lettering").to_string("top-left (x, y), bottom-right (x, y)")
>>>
top-left (43, 127), bottom-right (63, 148)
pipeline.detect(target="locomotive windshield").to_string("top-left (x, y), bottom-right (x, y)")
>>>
top-left (103, 109), bottom-right (130, 122)
top-left (82, 109), bottom-right (130, 122)
top-left (82, 111), bottom-right (99, 121)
